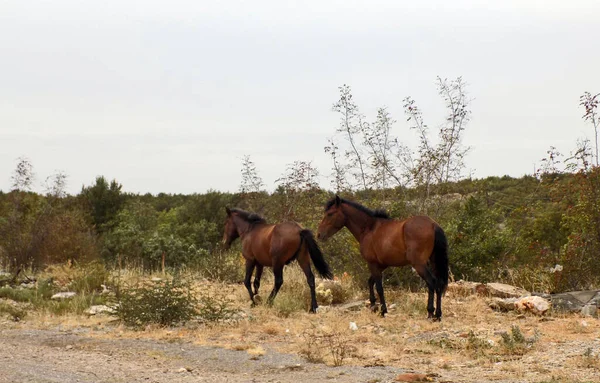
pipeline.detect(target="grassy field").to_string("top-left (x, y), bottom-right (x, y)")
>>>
top-left (1, 264), bottom-right (599, 383)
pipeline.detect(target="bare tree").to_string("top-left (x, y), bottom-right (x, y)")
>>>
top-left (239, 155), bottom-right (264, 194)
top-left (436, 77), bottom-right (471, 183)
top-left (331, 84), bottom-right (369, 190)
top-left (324, 138), bottom-right (350, 192)
top-left (580, 91), bottom-right (600, 167)
top-left (275, 160), bottom-right (319, 220)
top-left (363, 107), bottom-right (406, 189)
top-left (238, 155), bottom-right (264, 211)
top-left (11, 157), bottom-right (34, 192)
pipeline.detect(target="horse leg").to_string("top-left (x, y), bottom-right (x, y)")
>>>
top-left (298, 253), bottom-right (318, 313)
top-left (414, 264), bottom-right (436, 320)
top-left (253, 264), bottom-right (264, 295)
top-left (368, 276), bottom-right (377, 311)
top-left (267, 263), bottom-right (284, 305)
top-left (369, 263), bottom-right (387, 317)
top-left (244, 259), bottom-right (257, 305)
top-left (435, 286), bottom-right (443, 320)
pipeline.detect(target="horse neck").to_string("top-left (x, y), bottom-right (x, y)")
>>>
top-left (233, 216), bottom-right (257, 239)
top-left (342, 204), bottom-right (377, 242)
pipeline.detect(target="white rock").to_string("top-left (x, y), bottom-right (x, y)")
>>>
top-left (485, 283), bottom-right (530, 299)
top-left (51, 292), bottom-right (76, 300)
top-left (581, 304), bottom-right (598, 318)
top-left (349, 322), bottom-right (358, 331)
top-left (514, 296), bottom-right (551, 315)
top-left (84, 305), bottom-right (115, 316)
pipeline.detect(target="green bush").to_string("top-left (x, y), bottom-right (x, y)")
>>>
top-left (115, 277), bottom-right (198, 327)
top-left (500, 325), bottom-right (538, 356)
top-left (68, 261), bottom-right (110, 294)
top-left (0, 301), bottom-right (27, 321)
top-left (197, 293), bottom-right (236, 323)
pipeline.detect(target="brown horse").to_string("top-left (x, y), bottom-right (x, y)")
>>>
top-left (223, 207), bottom-right (333, 312)
top-left (316, 196), bottom-right (449, 320)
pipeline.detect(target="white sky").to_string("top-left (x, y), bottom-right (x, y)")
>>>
top-left (1, 0), bottom-right (599, 195)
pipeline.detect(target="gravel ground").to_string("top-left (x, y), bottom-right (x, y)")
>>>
top-left (0, 328), bottom-right (408, 383)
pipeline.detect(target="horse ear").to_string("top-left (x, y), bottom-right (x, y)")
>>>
top-left (225, 207), bottom-right (231, 216)
top-left (335, 195), bottom-right (341, 206)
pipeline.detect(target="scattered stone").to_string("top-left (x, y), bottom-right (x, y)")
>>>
top-left (100, 284), bottom-right (111, 295)
top-left (65, 345), bottom-right (73, 350)
top-left (339, 301), bottom-right (366, 312)
top-left (177, 367), bottom-right (188, 373)
top-left (278, 364), bottom-right (303, 371)
top-left (151, 277), bottom-right (163, 282)
top-left (349, 322), bottom-right (358, 331)
top-left (551, 290), bottom-right (600, 313)
top-left (447, 280), bottom-right (486, 296)
top-left (484, 283), bottom-right (530, 299)
top-left (514, 296), bottom-right (551, 315)
top-left (316, 305), bottom-right (331, 313)
top-left (490, 296), bottom-right (550, 315)
top-left (51, 292), bottom-right (76, 300)
top-left (20, 282), bottom-right (36, 289)
top-left (581, 304), bottom-right (598, 318)
top-left (84, 305), bottom-right (116, 316)
top-left (489, 297), bottom-right (517, 312)
top-left (395, 373), bottom-right (433, 382)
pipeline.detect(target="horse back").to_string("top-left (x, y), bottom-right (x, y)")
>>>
top-left (368, 216), bottom-right (437, 266)
top-left (243, 221), bottom-right (303, 267)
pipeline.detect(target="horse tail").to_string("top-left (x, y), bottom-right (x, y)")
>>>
top-left (432, 224), bottom-right (449, 295)
top-left (300, 229), bottom-right (333, 280)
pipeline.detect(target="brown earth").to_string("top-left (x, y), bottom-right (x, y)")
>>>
top-left (1, 277), bottom-right (600, 383)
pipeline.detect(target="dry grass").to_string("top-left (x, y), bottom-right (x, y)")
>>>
top-left (7, 265), bottom-right (600, 383)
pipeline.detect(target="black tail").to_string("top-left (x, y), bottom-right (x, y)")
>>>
top-left (432, 225), bottom-right (449, 295)
top-left (300, 229), bottom-right (333, 279)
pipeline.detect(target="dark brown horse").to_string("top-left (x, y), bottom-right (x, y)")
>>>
top-left (316, 196), bottom-right (449, 320)
top-left (223, 207), bottom-right (333, 312)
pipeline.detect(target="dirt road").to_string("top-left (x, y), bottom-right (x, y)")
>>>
top-left (0, 328), bottom-right (407, 383)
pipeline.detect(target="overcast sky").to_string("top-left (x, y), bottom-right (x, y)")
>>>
top-left (1, 0), bottom-right (599, 195)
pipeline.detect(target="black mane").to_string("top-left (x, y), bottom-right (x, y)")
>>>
top-left (230, 208), bottom-right (267, 224)
top-left (324, 197), bottom-right (390, 219)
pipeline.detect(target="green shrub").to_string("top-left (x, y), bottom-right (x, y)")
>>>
top-left (68, 261), bottom-right (110, 294)
top-left (195, 249), bottom-right (245, 283)
top-left (197, 293), bottom-right (236, 323)
top-left (0, 301), bottom-right (27, 321)
top-left (500, 325), bottom-right (538, 355)
top-left (115, 277), bottom-right (198, 327)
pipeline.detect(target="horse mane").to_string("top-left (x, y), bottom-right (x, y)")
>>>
top-left (230, 208), bottom-right (267, 224)
top-left (324, 197), bottom-right (390, 219)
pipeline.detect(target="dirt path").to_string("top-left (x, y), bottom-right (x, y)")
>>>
top-left (0, 328), bottom-right (407, 383)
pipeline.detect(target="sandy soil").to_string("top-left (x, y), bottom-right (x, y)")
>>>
top-left (1, 279), bottom-right (600, 383)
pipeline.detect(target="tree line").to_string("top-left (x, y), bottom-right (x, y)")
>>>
top-left (1, 80), bottom-right (599, 294)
